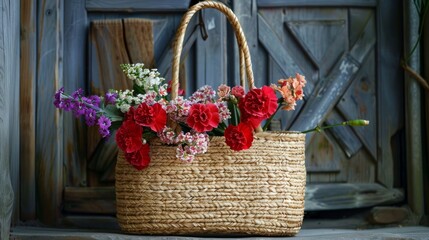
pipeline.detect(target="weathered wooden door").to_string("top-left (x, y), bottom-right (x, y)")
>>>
top-left (26, 0), bottom-right (404, 227)
top-left (233, 0), bottom-right (404, 210)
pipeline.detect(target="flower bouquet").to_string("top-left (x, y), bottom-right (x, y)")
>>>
top-left (53, 1), bottom-right (364, 237)
top-left (55, 65), bottom-right (306, 169)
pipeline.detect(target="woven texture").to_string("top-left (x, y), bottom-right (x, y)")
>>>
top-left (116, 132), bottom-right (306, 236)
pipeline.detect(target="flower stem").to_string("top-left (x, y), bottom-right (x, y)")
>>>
top-left (61, 93), bottom-right (103, 112)
top-left (263, 103), bottom-right (283, 131)
top-left (301, 119), bottom-right (369, 134)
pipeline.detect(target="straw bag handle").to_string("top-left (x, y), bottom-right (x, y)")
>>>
top-left (170, 1), bottom-right (255, 99)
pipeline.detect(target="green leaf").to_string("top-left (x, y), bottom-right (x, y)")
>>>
top-left (133, 84), bottom-right (146, 95)
top-left (103, 105), bottom-right (124, 122)
top-left (227, 100), bottom-right (239, 126)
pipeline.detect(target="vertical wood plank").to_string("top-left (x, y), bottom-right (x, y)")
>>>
top-left (0, 0), bottom-right (20, 238)
top-left (376, 1), bottom-right (405, 189)
top-left (20, 0), bottom-right (37, 220)
top-left (64, 0), bottom-right (88, 187)
top-left (123, 19), bottom-right (155, 67)
top-left (196, 9), bottom-right (227, 88)
top-left (403, 0), bottom-right (424, 219)
top-left (424, 7), bottom-right (429, 220)
top-left (36, 0), bottom-right (64, 225)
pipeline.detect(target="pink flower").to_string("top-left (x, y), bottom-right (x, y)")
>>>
top-left (186, 103), bottom-right (220, 132)
top-left (231, 86), bottom-right (245, 99)
top-left (275, 73), bottom-right (306, 111)
top-left (217, 84), bottom-right (231, 99)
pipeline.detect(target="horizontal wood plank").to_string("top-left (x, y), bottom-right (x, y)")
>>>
top-left (61, 216), bottom-right (119, 230)
top-left (305, 183), bottom-right (404, 211)
top-left (86, 0), bottom-right (191, 12)
top-left (10, 226), bottom-right (429, 239)
top-left (64, 187), bottom-right (116, 214)
top-left (257, 0), bottom-right (377, 7)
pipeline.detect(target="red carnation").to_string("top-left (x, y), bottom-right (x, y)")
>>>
top-left (224, 122), bottom-right (254, 151)
top-left (115, 120), bottom-right (143, 153)
top-left (239, 86), bottom-right (278, 128)
top-left (134, 103), bottom-right (167, 132)
top-left (124, 144), bottom-right (151, 170)
top-left (186, 103), bottom-right (220, 132)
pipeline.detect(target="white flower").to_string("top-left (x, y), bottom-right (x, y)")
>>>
top-left (119, 104), bottom-right (130, 113)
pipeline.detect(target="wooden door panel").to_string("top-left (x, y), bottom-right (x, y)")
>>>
top-left (58, 0), bottom-right (404, 222)
top-left (234, 0), bottom-right (404, 209)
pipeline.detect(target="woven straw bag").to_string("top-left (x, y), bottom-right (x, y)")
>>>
top-left (115, 1), bottom-right (306, 236)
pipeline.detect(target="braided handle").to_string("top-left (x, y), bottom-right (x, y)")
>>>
top-left (171, 1), bottom-right (255, 99)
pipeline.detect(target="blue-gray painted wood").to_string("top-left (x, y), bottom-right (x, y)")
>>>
top-left (86, 0), bottom-right (191, 12)
top-left (290, 10), bottom-right (376, 132)
top-left (257, 0), bottom-right (377, 7)
top-left (0, 0), bottom-right (19, 239)
top-left (403, 0), bottom-right (424, 218)
top-left (375, 0), bottom-right (405, 189)
top-left (290, 54), bottom-right (360, 132)
top-left (36, 0), bottom-right (64, 225)
top-left (325, 111), bottom-right (362, 158)
top-left (64, 0), bottom-right (88, 188)
top-left (196, 8), bottom-right (227, 88)
top-left (258, 13), bottom-right (305, 84)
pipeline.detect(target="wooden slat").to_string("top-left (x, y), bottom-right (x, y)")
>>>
top-left (64, 0), bottom-right (88, 188)
top-left (258, 13), bottom-right (306, 84)
top-left (306, 132), bottom-right (341, 173)
top-left (36, 0), bottom-right (63, 225)
top-left (375, 0), bottom-right (405, 190)
top-left (88, 19), bottom-right (134, 184)
top-left (86, 0), bottom-right (191, 12)
top-left (122, 19), bottom-right (155, 66)
top-left (305, 183), bottom-right (403, 211)
top-left (403, 0), bottom-right (424, 217)
top-left (11, 226), bottom-right (429, 239)
top-left (61, 216), bottom-right (119, 230)
top-left (157, 16), bottom-right (198, 79)
top-left (0, 0), bottom-right (19, 237)
top-left (337, 48), bottom-right (377, 160)
top-left (424, 3), bottom-right (429, 218)
top-left (257, 0), bottom-right (377, 7)
top-left (64, 187), bottom-right (116, 214)
top-left (325, 111), bottom-right (362, 158)
top-left (20, 0), bottom-right (37, 221)
top-left (290, 11), bottom-right (376, 132)
top-left (196, 9), bottom-right (227, 88)
top-left (290, 53), bottom-right (360, 132)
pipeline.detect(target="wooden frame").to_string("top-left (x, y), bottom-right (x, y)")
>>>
top-left (0, 0), bottom-right (426, 236)
top-left (0, 0), bottom-right (20, 239)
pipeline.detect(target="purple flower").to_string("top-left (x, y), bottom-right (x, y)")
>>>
top-left (83, 95), bottom-right (101, 108)
top-left (72, 88), bottom-right (84, 99)
top-left (59, 99), bottom-right (74, 111)
top-left (105, 92), bottom-right (117, 105)
top-left (89, 95), bottom-right (101, 107)
top-left (98, 128), bottom-right (110, 138)
top-left (73, 102), bottom-right (87, 117)
top-left (54, 87), bottom-right (64, 108)
top-left (85, 108), bottom-right (97, 126)
top-left (98, 115), bottom-right (111, 129)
